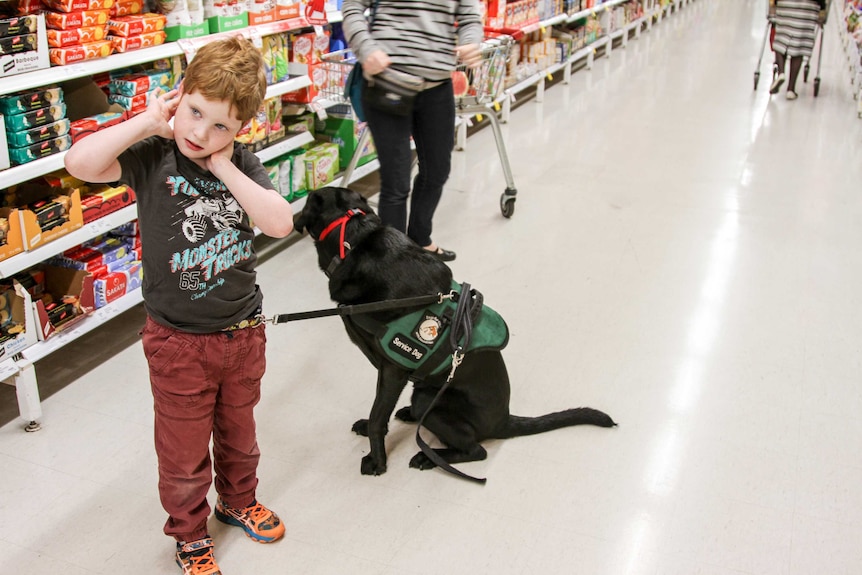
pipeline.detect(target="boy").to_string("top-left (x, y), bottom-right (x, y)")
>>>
top-left (65, 37), bottom-right (293, 575)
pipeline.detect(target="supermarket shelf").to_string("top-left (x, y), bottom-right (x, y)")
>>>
top-left (0, 204), bottom-right (139, 279)
top-left (255, 130), bottom-right (315, 163)
top-left (0, 152), bottom-right (67, 190)
top-left (0, 358), bottom-right (19, 382)
top-left (567, 0), bottom-right (630, 23)
top-left (0, 11), bottom-right (341, 98)
top-left (22, 288), bottom-right (144, 363)
top-left (265, 74), bottom-right (312, 99)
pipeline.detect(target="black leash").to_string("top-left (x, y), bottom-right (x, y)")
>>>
top-left (414, 282), bottom-right (487, 484)
top-left (268, 292), bottom-right (454, 324)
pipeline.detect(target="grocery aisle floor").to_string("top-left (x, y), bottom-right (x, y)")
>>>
top-left (3, 0), bottom-right (862, 573)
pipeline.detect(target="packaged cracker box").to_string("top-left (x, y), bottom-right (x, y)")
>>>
top-left (304, 142), bottom-right (339, 189)
top-left (0, 14), bottom-right (39, 37)
top-left (108, 70), bottom-right (171, 96)
top-left (0, 87), bottom-right (63, 115)
top-left (45, 9), bottom-right (110, 29)
top-left (7, 118), bottom-right (70, 147)
top-left (49, 39), bottom-right (112, 65)
top-left (8, 134), bottom-right (72, 165)
top-left (0, 34), bottom-right (38, 55)
top-left (43, 0), bottom-right (115, 12)
top-left (107, 13), bottom-right (166, 36)
top-left (110, 30), bottom-right (166, 52)
top-left (3, 103), bottom-right (66, 132)
top-left (46, 25), bottom-right (108, 47)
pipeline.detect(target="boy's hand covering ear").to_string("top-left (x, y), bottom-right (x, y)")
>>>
top-left (146, 88), bottom-right (180, 140)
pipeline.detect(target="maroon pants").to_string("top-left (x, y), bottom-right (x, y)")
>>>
top-left (142, 317), bottom-right (267, 542)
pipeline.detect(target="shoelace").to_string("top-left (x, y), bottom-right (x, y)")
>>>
top-left (241, 501), bottom-right (271, 526)
top-left (179, 540), bottom-right (220, 575)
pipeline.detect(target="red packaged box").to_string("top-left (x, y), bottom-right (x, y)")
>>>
top-left (48, 39), bottom-right (112, 65)
top-left (109, 30), bottom-right (165, 52)
top-left (46, 25), bottom-right (108, 47)
top-left (109, 0), bottom-right (142, 16)
top-left (45, 9), bottom-right (110, 29)
top-left (107, 13), bottom-right (165, 37)
top-left (43, 0), bottom-right (114, 12)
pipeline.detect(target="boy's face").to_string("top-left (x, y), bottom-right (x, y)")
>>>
top-left (173, 88), bottom-right (244, 169)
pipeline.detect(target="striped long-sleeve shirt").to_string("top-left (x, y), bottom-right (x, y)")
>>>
top-left (341, 0), bottom-right (484, 82)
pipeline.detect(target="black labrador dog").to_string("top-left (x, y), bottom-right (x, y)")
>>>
top-left (294, 186), bottom-right (615, 477)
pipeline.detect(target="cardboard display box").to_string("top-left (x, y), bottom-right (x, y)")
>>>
top-left (0, 14), bottom-right (49, 79)
top-left (0, 281), bottom-right (38, 360)
top-left (0, 207), bottom-right (25, 263)
top-left (18, 188), bottom-right (84, 251)
top-left (32, 265), bottom-right (95, 341)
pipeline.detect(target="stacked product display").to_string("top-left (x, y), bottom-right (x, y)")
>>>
top-left (0, 0), bottom-right (689, 430)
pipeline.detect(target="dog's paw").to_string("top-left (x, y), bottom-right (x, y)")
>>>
top-left (409, 452), bottom-right (437, 470)
top-left (352, 419), bottom-right (369, 436)
top-left (394, 406), bottom-right (417, 423)
top-left (361, 454), bottom-right (387, 476)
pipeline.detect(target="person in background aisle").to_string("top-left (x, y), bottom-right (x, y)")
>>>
top-left (64, 37), bottom-right (293, 575)
top-left (341, 0), bottom-right (484, 262)
top-left (769, 0), bottom-right (827, 100)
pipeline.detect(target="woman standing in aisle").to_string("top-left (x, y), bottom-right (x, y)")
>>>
top-left (769, 0), bottom-right (827, 100)
top-left (341, 0), bottom-right (483, 261)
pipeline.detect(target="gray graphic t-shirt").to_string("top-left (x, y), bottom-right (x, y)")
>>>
top-left (118, 136), bottom-right (274, 333)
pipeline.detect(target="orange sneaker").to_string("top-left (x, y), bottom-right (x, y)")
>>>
top-left (214, 498), bottom-right (285, 543)
top-left (175, 537), bottom-right (221, 575)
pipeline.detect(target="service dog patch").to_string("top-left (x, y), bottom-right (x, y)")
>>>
top-left (413, 311), bottom-right (443, 346)
top-left (387, 334), bottom-right (427, 363)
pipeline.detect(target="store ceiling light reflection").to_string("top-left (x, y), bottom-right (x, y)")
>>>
top-left (646, 193), bottom-right (740, 496)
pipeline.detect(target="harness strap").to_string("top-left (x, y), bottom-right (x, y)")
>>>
top-left (414, 282), bottom-right (487, 484)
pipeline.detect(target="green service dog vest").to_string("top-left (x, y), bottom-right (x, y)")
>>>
top-left (368, 282), bottom-right (509, 377)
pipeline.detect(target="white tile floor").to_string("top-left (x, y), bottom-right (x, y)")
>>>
top-left (3, 0), bottom-right (862, 573)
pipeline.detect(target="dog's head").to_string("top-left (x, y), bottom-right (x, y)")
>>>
top-left (294, 186), bottom-right (376, 240)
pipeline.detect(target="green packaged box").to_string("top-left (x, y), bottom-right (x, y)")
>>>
top-left (7, 118), bottom-right (70, 148)
top-left (9, 134), bottom-right (72, 166)
top-left (0, 87), bottom-right (63, 115)
top-left (3, 103), bottom-right (67, 131)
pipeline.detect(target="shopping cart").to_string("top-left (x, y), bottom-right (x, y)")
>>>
top-left (452, 35), bottom-right (519, 218)
top-left (319, 36), bottom-right (520, 218)
top-left (753, 1), bottom-right (829, 97)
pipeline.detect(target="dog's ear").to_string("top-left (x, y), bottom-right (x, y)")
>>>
top-left (294, 192), bottom-right (324, 235)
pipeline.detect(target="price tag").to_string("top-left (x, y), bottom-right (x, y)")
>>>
top-left (309, 100), bottom-right (328, 120)
top-left (248, 27), bottom-right (263, 49)
top-left (178, 39), bottom-right (197, 62)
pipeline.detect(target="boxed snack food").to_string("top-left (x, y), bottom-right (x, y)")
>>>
top-left (107, 87), bottom-right (162, 110)
top-left (0, 33), bottom-right (38, 55)
top-left (49, 38), bottom-right (112, 64)
top-left (0, 14), bottom-right (49, 78)
top-left (304, 142), bottom-right (339, 189)
top-left (0, 87), bottom-right (63, 115)
top-left (290, 30), bottom-right (329, 65)
top-left (46, 24), bottom-right (108, 46)
top-left (107, 12), bottom-right (166, 36)
top-left (43, 0), bottom-right (115, 12)
top-left (68, 110), bottom-right (125, 142)
top-left (0, 207), bottom-right (25, 263)
top-left (0, 281), bottom-right (38, 359)
top-left (109, 0), bottom-right (143, 16)
top-left (248, 0), bottom-right (276, 26)
top-left (4, 103), bottom-right (67, 132)
top-left (93, 259), bottom-right (142, 308)
top-left (108, 70), bottom-right (171, 96)
top-left (109, 30), bottom-right (165, 52)
top-left (31, 265), bottom-right (96, 340)
top-left (8, 134), bottom-right (72, 166)
top-left (45, 9), bottom-right (111, 29)
top-left (0, 14), bottom-right (39, 37)
top-left (18, 187), bottom-right (84, 250)
top-left (80, 183), bottom-right (135, 223)
top-left (275, 0), bottom-right (300, 20)
top-left (7, 118), bottom-right (70, 148)
top-left (0, 119), bottom-right (8, 171)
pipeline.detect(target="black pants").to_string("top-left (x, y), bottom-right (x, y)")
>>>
top-left (363, 80), bottom-right (455, 248)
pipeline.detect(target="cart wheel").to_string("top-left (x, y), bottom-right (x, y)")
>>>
top-left (814, 78), bottom-right (820, 97)
top-left (754, 71), bottom-right (760, 91)
top-left (500, 194), bottom-right (516, 218)
top-left (804, 63), bottom-right (810, 83)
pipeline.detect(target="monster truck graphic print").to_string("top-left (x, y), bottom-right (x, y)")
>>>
top-left (181, 195), bottom-right (243, 243)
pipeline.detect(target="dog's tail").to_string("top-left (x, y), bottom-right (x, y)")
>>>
top-left (497, 408), bottom-right (616, 439)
